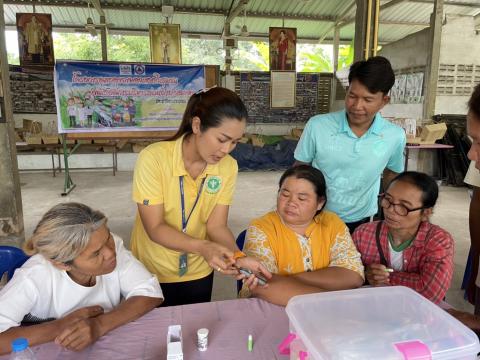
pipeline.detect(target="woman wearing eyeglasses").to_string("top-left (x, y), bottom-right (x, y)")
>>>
top-left (352, 171), bottom-right (454, 304)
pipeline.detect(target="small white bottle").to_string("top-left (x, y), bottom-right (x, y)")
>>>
top-left (197, 328), bottom-right (209, 351)
top-left (9, 338), bottom-right (36, 360)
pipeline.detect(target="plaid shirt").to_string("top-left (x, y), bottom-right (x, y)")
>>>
top-left (352, 221), bottom-right (454, 304)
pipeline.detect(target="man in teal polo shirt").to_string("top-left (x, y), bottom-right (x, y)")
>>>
top-left (294, 56), bottom-right (406, 233)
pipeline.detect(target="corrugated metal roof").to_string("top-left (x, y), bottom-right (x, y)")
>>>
top-left (2, 0), bottom-right (480, 44)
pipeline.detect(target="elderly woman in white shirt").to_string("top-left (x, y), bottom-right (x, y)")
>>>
top-left (0, 202), bottom-right (163, 354)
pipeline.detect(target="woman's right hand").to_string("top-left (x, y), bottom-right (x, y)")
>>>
top-left (365, 264), bottom-right (390, 286)
top-left (199, 241), bottom-right (236, 275)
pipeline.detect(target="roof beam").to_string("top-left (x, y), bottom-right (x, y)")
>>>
top-left (379, 0), bottom-right (410, 11)
top-left (318, 0), bottom-right (356, 43)
top-left (2, 0), bottom-right (337, 22)
top-left (3, 23), bottom-right (354, 44)
top-left (89, 0), bottom-right (104, 17)
top-left (409, 0), bottom-right (480, 7)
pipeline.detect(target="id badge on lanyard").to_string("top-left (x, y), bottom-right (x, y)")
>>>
top-left (179, 175), bottom-right (205, 277)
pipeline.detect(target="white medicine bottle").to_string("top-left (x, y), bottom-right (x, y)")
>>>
top-left (9, 338), bottom-right (36, 360)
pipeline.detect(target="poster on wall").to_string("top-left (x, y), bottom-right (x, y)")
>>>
top-left (54, 61), bottom-right (205, 133)
top-left (405, 72), bottom-right (424, 103)
top-left (269, 27), bottom-right (297, 71)
top-left (389, 74), bottom-right (407, 104)
top-left (16, 13), bottom-right (54, 66)
top-left (149, 24), bottom-right (182, 64)
top-left (270, 71), bottom-right (296, 108)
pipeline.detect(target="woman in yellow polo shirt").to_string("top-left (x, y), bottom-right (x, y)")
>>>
top-left (131, 87), bottom-right (271, 306)
top-left (240, 165), bottom-right (364, 306)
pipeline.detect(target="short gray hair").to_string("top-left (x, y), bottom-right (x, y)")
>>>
top-left (24, 202), bottom-right (107, 263)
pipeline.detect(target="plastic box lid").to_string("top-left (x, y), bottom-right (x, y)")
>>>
top-left (285, 286), bottom-right (480, 360)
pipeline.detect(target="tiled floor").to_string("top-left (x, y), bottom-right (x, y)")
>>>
top-left (18, 170), bottom-right (473, 311)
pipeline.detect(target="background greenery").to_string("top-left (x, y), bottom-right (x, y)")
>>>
top-left (8, 33), bottom-right (353, 72)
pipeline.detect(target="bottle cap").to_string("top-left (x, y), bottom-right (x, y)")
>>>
top-left (197, 328), bottom-right (209, 338)
top-left (11, 338), bottom-right (29, 352)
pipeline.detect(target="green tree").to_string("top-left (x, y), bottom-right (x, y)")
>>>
top-left (338, 43), bottom-right (354, 70)
top-left (233, 41), bottom-right (269, 71)
top-left (7, 52), bottom-right (19, 65)
top-left (53, 33), bottom-right (101, 60)
top-left (107, 35), bottom-right (150, 62)
top-left (182, 39), bottom-right (224, 66)
top-left (298, 44), bottom-right (333, 72)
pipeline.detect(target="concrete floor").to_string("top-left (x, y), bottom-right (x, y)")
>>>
top-left (19, 170), bottom-right (473, 311)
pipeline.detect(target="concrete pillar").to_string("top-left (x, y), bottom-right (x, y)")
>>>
top-left (100, 15), bottom-right (108, 61)
top-left (354, 0), bottom-right (380, 61)
top-left (354, 0), bottom-right (368, 61)
top-left (0, 0), bottom-right (24, 246)
top-left (423, 0), bottom-right (444, 119)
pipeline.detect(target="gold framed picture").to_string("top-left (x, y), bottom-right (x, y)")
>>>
top-left (149, 23), bottom-right (182, 64)
top-left (16, 13), bottom-right (55, 66)
top-left (269, 27), bottom-right (297, 71)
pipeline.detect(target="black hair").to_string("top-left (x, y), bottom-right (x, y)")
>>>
top-left (169, 87), bottom-right (248, 141)
top-left (468, 83), bottom-right (480, 119)
top-left (387, 171), bottom-right (439, 208)
top-left (278, 165), bottom-right (327, 216)
top-left (348, 56), bottom-right (395, 95)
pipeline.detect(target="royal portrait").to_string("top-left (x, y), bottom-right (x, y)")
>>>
top-left (16, 13), bottom-right (54, 66)
top-left (149, 23), bottom-right (182, 64)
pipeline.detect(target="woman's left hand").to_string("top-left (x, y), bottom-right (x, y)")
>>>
top-left (235, 256), bottom-right (272, 289)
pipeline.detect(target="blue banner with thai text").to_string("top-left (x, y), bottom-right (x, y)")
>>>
top-left (54, 61), bottom-right (205, 133)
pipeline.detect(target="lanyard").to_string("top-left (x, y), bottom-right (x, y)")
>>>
top-left (179, 175), bottom-right (206, 233)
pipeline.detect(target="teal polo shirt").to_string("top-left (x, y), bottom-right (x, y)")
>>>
top-left (294, 110), bottom-right (406, 223)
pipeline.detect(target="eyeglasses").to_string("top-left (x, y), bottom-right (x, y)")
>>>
top-left (379, 194), bottom-right (425, 216)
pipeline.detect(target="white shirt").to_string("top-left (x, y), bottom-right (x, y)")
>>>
top-left (0, 234), bottom-right (163, 332)
top-left (465, 161), bottom-right (480, 188)
top-left (388, 242), bottom-right (404, 271)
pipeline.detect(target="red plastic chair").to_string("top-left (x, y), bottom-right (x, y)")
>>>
top-left (0, 246), bottom-right (29, 281)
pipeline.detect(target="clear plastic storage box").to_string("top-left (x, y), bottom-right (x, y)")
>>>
top-left (285, 286), bottom-right (480, 359)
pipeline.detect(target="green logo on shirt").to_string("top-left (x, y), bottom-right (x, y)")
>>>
top-left (206, 176), bottom-right (222, 194)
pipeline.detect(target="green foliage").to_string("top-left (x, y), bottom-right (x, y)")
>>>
top-left (338, 43), bottom-right (354, 70)
top-left (48, 32), bottom-right (350, 74)
top-left (7, 52), bottom-right (19, 65)
top-left (107, 35), bottom-right (150, 62)
top-left (233, 41), bottom-right (269, 71)
top-left (53, 33), bottom-right (101, 60)
top-left (298, 44), bottom-right (332, 72)
top-left (182, 39), bottom-right (224, 66)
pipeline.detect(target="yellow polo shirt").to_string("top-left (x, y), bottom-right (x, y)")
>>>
top-left (131, 135), bottom-right (238, 283)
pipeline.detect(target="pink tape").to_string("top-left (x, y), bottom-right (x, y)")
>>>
top-left (394, 340), bottom-right (432, 360)
top-left (299, 350), bottom-right (308, 360)
top-left (278, 333), bottom-right (296, 355)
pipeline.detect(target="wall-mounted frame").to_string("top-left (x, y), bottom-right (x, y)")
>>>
top-left (16, 13), bottom-right (55, 66)
top-left (269, 27), bottom-right (297, 71)
top-left (149, 23), bottom-right (182, 64)
top-left (270, 70), bottom-right (296, 108)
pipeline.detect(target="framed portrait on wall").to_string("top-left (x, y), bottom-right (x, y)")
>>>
top-left (16, 13), bottom-right (55, 66)
top-left (269, 27), bottom-right (296, 71)
top-left (149, 23), bottom-right (182, 64)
